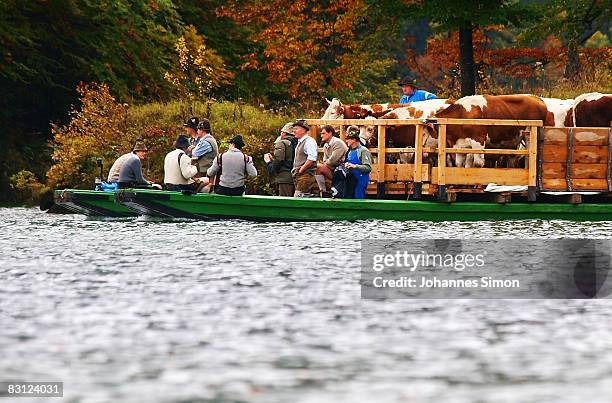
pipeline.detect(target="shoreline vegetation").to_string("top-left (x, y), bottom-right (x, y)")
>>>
top-left (10, 68), bottom-right (612, 207)
top-left (25, 83), bottom-right (298, 204)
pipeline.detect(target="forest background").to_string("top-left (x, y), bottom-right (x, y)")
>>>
top-left (1, 0), bottom-right (611, 203)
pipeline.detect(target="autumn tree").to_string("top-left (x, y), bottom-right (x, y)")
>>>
top-left (164, 26), bottom-right (234, 102)
top-left (520, 0), bottom-right (612, 80)
top-left (374, 0), bottom-right (531, 96)
top-left (0, 0), bottom-right (184, 201)
top-left (218, 0), bottom-right (396, 101)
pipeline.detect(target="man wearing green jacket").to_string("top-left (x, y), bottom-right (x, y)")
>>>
top-left (264, 122), bottom-right (296, 196)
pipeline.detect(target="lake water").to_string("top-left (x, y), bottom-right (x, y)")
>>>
top-left (2, 208), bottom-right (612, 403)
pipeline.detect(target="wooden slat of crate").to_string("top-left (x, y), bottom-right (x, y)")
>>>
top-left (542, 145), bottom-right (567, 162)
top-left (540, 127), bottom-right (607, 145)
top-left (366, 182), bottom-right (430, 195)
top-left (543, 128), bottom-right (568, 145)
top-left (571, 179), bottom-right (609, 190)
top-left (542, 162), bottom-right (566, 178)
top-left (572, 163), bottom-right (608, 178)
top-left (573, 128), bottom-right (609, 146)
top-left (370, 164), bottom-right (430, 182)
top-left (431, 167), bottom-right (528, 186)
top-left (542, 178), bottom-right (567, 190)
top-left (573, 146), bottom-right (608, 163)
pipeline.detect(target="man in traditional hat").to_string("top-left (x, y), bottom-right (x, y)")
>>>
top-left (117, 140), bottom-right (152, 189)
top-left (343, 126), bottom-right (372, 199)
top-left (192, 118), bottom-right (219, 178)
top-left (398, 76), bottom-right (437, 104)
top-left (183, 117), bottom-right (199, 155)
top-left (107, 141), bottom-right (142, 183)
top-left (264, 122), bottom-right (297, 196)
top-left (207, 135), bottom-right (257, 196)
top-left (291, 119), bottom-right (319, 197)
top-left (164, 135), bottom-right (202, 192)
top-left (315, 125), bottom-right (348, 196)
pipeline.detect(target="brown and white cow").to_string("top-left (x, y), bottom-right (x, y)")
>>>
top-left (495, 97), bottom-right (573, 168)
top-left (571, 93), bottom-right (612, 127)
top-left (321, 98), bottom-right (404, 143)
top-left (363, 99), bottom-right (455, 149)
top-left (321, 98), bottom-right (402, 120)
top-left (356, 99), bottom-right (454, 164)
top-left (542, 97), bottom-right (574, 127)
top-left (426, 95), bottom-right (550, 168)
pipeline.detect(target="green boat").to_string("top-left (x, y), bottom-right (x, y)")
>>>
top-left (54, 189), bottom-right (137, 217)
top-left (108, 188), bottom-right (612, 222)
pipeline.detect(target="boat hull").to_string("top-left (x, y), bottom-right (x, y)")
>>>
top-left (54, 189), bottom-right (137, 217)
top-left (114, 189), bottom-right (612, 222)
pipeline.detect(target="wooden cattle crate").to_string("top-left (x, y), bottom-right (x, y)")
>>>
top-left (538, 127), bottom-right (612, 191)
top-left (431, 167), bottom-right (529, 186)
top-left (370, 163), bottom-right (430, 182)
top-left (366, 182), bottom-right (432, 196)
top-left (367, 162), bottom-right (428, 196)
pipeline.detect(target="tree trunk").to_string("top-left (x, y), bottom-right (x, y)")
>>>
top-left (564, 39), bottom-right (581, 81)
top-left (459, 24), bottom-right (476, 97)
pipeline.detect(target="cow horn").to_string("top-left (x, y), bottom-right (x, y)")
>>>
top-left (325, 98), bottom-right (332, 105)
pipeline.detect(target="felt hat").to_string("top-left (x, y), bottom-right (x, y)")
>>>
top-left (293, 119), bottom-right (311, 131)
top-left (346, 125), bottom-right (360, 139)
top-left (197, 118), bottom-right (211, 133)
top-left (132, 141), bottom-right (149, 152)
top-left (183, 117), bottom-right (199, 130)
top-left (230, 134), bottom-right (245, 149)
top-left (281, 122), bottom-right (295, 134)
top-left (174, 134), bottom-right (190, 149)
top-left (398, 76), bottom-right (418, 87)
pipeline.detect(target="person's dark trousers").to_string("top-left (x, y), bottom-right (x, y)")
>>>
top-left (165, 183), bottom-right (197, 192)
top-left (215, 185), bottom-right (245, 196)
top-left (118, 182), bottom-right (150, 189)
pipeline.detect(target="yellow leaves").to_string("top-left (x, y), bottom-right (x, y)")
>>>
top-left (46, 83), bottom-right (132, 189)
top-left (164, 26), bottom-right (234, 101)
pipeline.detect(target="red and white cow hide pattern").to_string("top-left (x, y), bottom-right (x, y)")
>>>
top-left (321, 98), bottom-right (403, 139)
top-left (321, 98), bottom-right (344, 120)
top-left (571, 93), bottom-right (612, 127)
top-left (427, 95), bottom-right (550, 168)
top-left (541, 97), bottom-right (574, 127)
top-left (321, 98), bottom-right (403, 120)
top-left (378, 99), bottom-right (454, 163)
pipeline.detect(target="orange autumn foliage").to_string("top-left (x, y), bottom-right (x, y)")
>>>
top-left (404, 27), bottom-right (611, 97)
top-left (47, 83), bottom-right (169, 189)
top-left (218, 0), bottom-right (370, 98)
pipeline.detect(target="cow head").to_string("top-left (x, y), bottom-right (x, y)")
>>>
top-left (359, 117), bottom-right (377, 146)
top-left (321, 98), bottom-right (344, 120)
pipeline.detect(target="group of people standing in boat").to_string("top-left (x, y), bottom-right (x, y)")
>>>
top-left (264, 120), bottom-right (372, 198)
top-left (106, 117), bottom-right (372, 199)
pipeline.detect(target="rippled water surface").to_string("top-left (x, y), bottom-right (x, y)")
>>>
top-left (2, 208), bottom-right (612, 403)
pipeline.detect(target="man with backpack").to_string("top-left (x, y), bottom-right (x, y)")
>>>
top-left (264, 122), bottom-right (296, 196)
top-left (207, 135), bottom-right (257, 196)
top-left (163, 135), bottom-right (202, 192)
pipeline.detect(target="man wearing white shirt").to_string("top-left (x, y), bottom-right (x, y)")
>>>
top-left (291, 120), bottom-right (319, 197)
top-left (164, 135), bottom-right (200, 192)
